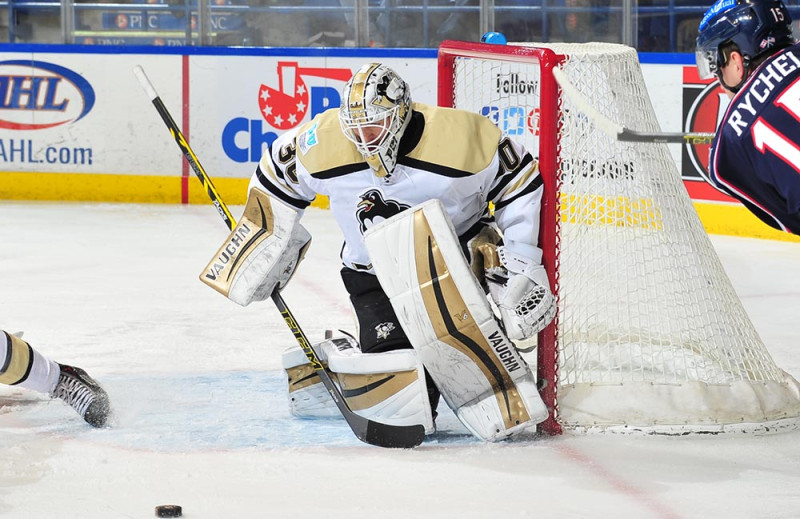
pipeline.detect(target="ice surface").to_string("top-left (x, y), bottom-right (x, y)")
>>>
top-left (1, 202), bottom-right (800, 518)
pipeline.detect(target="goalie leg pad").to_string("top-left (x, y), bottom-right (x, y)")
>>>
top-left (282, 343), bottom-right (339, 418)
top-left (321, 338), bottom-right (435, 434)
top-left (364, 199), bottom-right (548, 441)
top-left (282, 336), bottom-right (435, 434)
top-left (201, 187), bottom-right (311, 306)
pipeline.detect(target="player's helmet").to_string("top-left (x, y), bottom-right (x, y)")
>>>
top-left (696, 0), bottom-right (794, 80)
top-left (339, 63), bottom-right (411, 179)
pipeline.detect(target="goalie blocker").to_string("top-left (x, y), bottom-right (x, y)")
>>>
top-left (200, 187), bottom-right (311, 306)
top-left (364, 199), bottom-right (548, 441)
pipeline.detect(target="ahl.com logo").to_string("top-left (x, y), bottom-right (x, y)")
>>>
top-left (222, 62), bottom-right (351, 163)
top-left (0, 60), bottom-right (95, 130)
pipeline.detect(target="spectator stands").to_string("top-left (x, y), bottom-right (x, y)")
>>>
top-left (0, 0), bottom-right (796, 51)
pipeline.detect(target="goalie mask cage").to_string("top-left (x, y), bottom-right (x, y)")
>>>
top-left (438, 40), bottom-right (800, 435)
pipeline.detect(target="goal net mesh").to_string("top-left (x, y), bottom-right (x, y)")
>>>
top-left (443, 41), bottom-right (800, 434)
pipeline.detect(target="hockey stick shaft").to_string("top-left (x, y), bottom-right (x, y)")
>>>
top-left (133, 66), bottom-right (236, 229)
top-left (133, 65), bottom-right (424, 449)
top-left (552, 66), bottom-right (715, 145)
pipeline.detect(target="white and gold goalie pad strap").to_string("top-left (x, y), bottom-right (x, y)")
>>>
top-left (200, 187), bottom-right (311, 306)
top-left (364, 199), bottom-right (548, 441)
top-left (281, 336), bottom-right (435, 433)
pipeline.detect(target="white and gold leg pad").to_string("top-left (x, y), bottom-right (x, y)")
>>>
top-left (282, 336), bottom-right (435, 434)
top-left (282, 342), bottom-right (340, 418)
top-left (364, 199), bottom-right (548, 441)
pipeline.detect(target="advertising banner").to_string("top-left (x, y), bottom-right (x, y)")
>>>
top-left (679, 65), bottom-right (739, 204)
top-left (0, 45), bottom-right (795, 240)
top-left (188, 55), bottom-right (437, 180)
top-left (0, 52), bottom-right (182, 176)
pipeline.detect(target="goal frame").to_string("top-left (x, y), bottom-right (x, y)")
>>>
top-left (438, 40), bottom-right (565, 434)
top-left (437, 39), bottom-right (800, 437)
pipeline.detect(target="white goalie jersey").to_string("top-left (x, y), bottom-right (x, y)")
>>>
top-left (249, 102), bottom-right (545, 272)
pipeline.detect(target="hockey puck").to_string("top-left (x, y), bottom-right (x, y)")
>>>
top-left (155, 505), bottom-right (182, 517)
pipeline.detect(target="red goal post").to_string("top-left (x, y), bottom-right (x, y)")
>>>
top-left (438, 40), bottom-right (565, 434)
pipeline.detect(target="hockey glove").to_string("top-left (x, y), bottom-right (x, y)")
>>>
top-left (200, 188), bottom-right (311, 306)
top-left (486, 246), bottom-right (556, 340)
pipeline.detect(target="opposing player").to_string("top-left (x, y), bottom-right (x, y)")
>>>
top-left (202, 63), bottom-right (555, 441)
top-left (1, 330), bottom-right (110, 427)
top-left (696, 0), bottom-right (800, 233)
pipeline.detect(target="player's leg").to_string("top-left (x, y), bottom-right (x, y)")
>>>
top-left (1, 330), bottom-right (110, 427)
top-left (364, 199), bottom-right (548, 441)
top-left (0, 330), bottom-right (59, 393)
top-left (282, 268), bottom-right (439, 431)
top-left (282, 342), bottom-right (341, 418)
top-left (341, 268), bottom-right (441, 416)
top-left (282, 333), bottom-right (436, 433)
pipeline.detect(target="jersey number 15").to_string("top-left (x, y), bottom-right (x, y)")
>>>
top-left (751, 78), bottom-right (800, 174)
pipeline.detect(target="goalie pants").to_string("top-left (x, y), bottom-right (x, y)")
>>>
top-left (341, 267), bottom-right (441, 415)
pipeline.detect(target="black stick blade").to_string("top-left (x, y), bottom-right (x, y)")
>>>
top-left (360, 421), bottom-right (426, 449)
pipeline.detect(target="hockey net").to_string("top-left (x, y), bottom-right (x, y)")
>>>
top-left (438, 40), bottom-right (800, 435)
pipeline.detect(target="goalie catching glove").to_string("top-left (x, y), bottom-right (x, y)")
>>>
top-left (200, 187), bottom-right (311, 306)
top-left (485, 246), bottom-right (555, 340)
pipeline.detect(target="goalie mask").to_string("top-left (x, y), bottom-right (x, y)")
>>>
top-left (339, 63), bottom-right (412, 179)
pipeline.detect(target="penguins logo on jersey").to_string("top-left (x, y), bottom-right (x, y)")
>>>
top-left (355, 189), bottom-right (410, 233)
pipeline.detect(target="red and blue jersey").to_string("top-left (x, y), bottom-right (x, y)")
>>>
top-left (709, 42), bottom-right (800, 234)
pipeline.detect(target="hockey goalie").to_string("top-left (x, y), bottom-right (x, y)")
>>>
top-left (201, 62), bottom-right (555, 442)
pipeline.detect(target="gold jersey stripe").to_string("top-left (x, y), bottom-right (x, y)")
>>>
top-left (499, 161), bottom-right (540, 201)
top-left (405, 104), bottom-right (501, 175)
top-left (297, 110), bottom-right (363, 175)
top-left (258, 156), bottom-right (305, 199)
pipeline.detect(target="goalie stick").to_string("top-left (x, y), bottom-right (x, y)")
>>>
top-left (552, 66), bottom-right (715, 145)
top-left (133, 65), bottom-right (425, 449)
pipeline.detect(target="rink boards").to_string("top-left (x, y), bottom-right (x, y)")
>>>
top-left (0, 44), bottom-right (796, 242)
